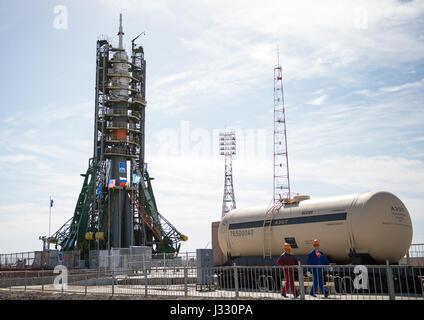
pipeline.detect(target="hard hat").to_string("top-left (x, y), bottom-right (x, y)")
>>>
top-left (313, 239), bottom-right (320, 246)
top-left (284, 243), bottom-right (291, 250)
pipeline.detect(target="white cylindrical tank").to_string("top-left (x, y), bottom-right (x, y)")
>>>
top-left (218, 191), bottom-right (413, 263)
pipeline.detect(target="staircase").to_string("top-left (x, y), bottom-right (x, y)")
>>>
top-left (128, 193), bottom-right (162, 241)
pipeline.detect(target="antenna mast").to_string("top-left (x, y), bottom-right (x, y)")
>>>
top-left (263, 49), bottom-right (292, 258)
top-left (273, 49), bottom-right (291, 203)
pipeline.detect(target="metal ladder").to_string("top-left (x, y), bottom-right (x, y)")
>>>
top-left (130, 159), bottom-right (187, 252)
top-left (131, 159), bottom-right (160, 222)
top-left (263, 200), bottom-right (284, 258)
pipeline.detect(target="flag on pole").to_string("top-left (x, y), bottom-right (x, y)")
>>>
top-left (108, 179), bottom-right (116, 189)
top-left (119, 176), bottom-right (127, 186)
top-left (50, 199), bottom-right (54, 207)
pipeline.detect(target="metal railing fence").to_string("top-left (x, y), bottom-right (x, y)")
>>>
top-left (0, 250), bottom-right (197, 270)
top-left (402, 244), bottom-right (424, 266)
top-left (2, 244), bottom-right (422, 270)
top-left (0, 252), bottom-right (35, 269)
top-left (1, 263), bottom-right (423, 300)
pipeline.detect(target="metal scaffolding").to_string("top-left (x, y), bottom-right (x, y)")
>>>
top-left (50, 14), bottom-right (187, 260)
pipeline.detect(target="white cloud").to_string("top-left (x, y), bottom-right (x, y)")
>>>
top-left (410, 137), bottom-right (424, 143)
top-left (352, 79), bottom-right (424, 98)
top-left (0, 155), bottom-right (35, 162)
top-left (99, 0), bottom-right (424, 113)
top-left (307, 94), bottom-right (328, 106)
top-left (353, 89), bottom-right (378, 97)
top-left (292, 155), bottom-right (424, 199)
top-left (2, 116), bottom-right (15, 123)
top-left (380, 78), bottom-right (424, 93)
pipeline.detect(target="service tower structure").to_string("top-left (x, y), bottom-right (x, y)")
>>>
top-left (50, 15), bottom-right (187, 258)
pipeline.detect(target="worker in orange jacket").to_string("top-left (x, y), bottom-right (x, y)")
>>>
top-left (307, 239), bottom-right (329, 297)
top-left (277, 243), bottom-right (299, 298)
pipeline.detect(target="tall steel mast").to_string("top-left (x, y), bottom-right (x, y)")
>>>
top-left (219, 130), bottom-right (236, 219)
top-left (273, 49), bottom-right (291, 203)
top-left (263, 50), bottom-right (291, 258)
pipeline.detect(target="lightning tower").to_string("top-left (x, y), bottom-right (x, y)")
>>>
top-left (50, 14), bottom-right (187, 258)
top-left (219, 131), bottom-right (236, 218)
top-left (263, 50), bottom-right (291, 258)
top-left (272, 51), bottom-right (291, 203)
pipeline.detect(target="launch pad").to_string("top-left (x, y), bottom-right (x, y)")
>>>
top-left (48, 15), bottom-right (187, 260)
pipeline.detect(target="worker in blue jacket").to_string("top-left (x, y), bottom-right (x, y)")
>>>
top-left (307, 239), bottom-right (329, 297)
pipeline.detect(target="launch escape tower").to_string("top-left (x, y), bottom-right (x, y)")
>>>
top-left (49, 15), bottom-right (187, 258)
top-left (219, 131), bottom-right (236, 218)
top-left (263, 52), bottom-right (292, 258)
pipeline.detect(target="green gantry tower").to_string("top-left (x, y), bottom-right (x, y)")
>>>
top-left (49, 14), bottom-right (187, 259)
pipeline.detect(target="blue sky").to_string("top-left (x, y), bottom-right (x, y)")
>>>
top-left (0, 0), bottom-right (423, 253)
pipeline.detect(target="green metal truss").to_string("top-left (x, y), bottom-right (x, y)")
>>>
top-left (51, 161), bottom-right (187, 257)
top-left (50, 163), bottom-right (96, 252)
top-left (137, 170), bottom-right (187, 254)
